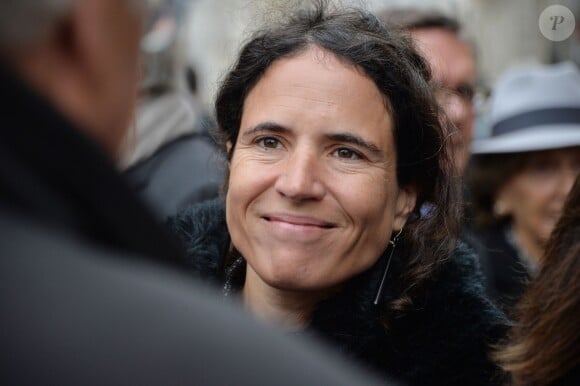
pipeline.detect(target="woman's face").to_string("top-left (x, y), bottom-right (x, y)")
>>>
top-left (226, 46), bottom-right (416, 292)
top-left (497, 147), bottom-right (580, 244)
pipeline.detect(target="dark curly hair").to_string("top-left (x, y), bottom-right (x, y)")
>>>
top-left (214, 0), bottom-right (461, 312)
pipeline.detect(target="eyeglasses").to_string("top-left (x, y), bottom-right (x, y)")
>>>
top-left (433, 82), bottom-right (476, 105)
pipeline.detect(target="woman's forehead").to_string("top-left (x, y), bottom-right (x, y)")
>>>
top-left (240, 47), bottom-right (394, 148)
top-left (245, 48), bottom-right (389, 117)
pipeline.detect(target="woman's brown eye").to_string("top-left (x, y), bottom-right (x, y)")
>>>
top-left (335, 147), bottom-right (361, 159)
top-left (259, 137), bottom-right (279, 149)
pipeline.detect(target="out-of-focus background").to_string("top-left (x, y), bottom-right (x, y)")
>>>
top-left (184, 0), bottom-right (579, 117)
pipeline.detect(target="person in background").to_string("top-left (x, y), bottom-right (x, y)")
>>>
top-left (377, 7), bottom-right (495, 310)
top-left (170, 3), bottom-right (507, 385)
top-left (0, 1), bottom-right (388, 385)
top-left (467, 62), bottom-right (580, 313)
top-left (494, 176), bottom-right (580, 386)
top-left (379, 8), bottom-right (477, 175)
top-left (121, 0), bottom-right (224, 219)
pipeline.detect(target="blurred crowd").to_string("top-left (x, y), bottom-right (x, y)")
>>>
top-left (1, 1), bottom-right (578, 385)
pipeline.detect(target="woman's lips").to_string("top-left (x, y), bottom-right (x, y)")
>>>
top-left (262, 213), bottom-right (337, 229)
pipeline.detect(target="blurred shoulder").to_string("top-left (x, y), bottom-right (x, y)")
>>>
top-left (167, 198), bottom-right (229, 281)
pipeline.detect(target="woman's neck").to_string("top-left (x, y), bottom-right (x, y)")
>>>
top-left (511, 223), bottom-right (545, 269)
top-left (242, 265), bottom-right (330, 331)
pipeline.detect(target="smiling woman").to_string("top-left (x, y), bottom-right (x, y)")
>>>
top-left (169, 2), bottom-right (507, 385)
top-left (228, 47), bottom-right (412, 307)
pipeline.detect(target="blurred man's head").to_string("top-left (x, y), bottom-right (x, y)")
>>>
top-left (0, 0), bottom-right (147, 159)
top-left (380, 9), bottom-right (477, 173)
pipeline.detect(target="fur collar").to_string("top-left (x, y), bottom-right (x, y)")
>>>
top-left (169, 198), bottom-right (508, 386)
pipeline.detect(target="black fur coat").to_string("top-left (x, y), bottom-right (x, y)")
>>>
top-left (169, 199), bottom-right (508, 386)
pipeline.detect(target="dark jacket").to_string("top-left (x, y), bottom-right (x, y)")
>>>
top-left (555, 365), bottom-right (580, 386)
top-left (0, 66), bottom-right (384, 386)
top-left (170, 199), bottom-right (509, 386)
top-left (471, 227), bottom-right (532, 315)
top-left (124, 132), bottom-right (225, 219)
top-left (123, 94), bottom-right (225, 219)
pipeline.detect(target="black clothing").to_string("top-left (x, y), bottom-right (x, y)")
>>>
top-left (471, 227), bottom-right (531, 315)
top-left (555, 365), bottom-right (580, 386)
top-left (0, 66), bottom-right (385, 386)
top-left (124, 132), bottom-right (224, 219)
top-left (123, 94), bottom-right (225, 219)
top-left (170, 199), bottom-right (509, 386)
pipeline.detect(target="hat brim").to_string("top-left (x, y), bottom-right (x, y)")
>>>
top-left (471, 125), bottom-right (580, 154)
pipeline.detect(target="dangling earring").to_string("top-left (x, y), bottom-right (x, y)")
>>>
top-left (373, 228), bottom-right (403, 305)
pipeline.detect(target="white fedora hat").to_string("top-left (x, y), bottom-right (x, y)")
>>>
top-left (472, 61), bottom-right (580, 154)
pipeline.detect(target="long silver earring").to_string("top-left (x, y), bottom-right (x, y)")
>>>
top-left (373, 228), bottom-right (403, 305)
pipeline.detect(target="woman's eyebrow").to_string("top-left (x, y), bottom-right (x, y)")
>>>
top-left (241, 124), bottom-right (384, 157)
top-left (241, 122), bottom-right (290, 140)
top-left (327, 133), bottom-right (383, 157)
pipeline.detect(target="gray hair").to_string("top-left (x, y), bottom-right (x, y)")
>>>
top-left (377, 8), bottom-right (461, 34)
top-left (0, 0), bottom-right (73, 48)
top-left (0, 0), bottom-right (149, 49)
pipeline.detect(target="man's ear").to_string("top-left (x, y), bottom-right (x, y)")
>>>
top-left (13, 5), bottom-right (83, 89)
top-left (32, 0), bottom-right (104, 109)
top-left (9, 1), bottom-right (99, 125)
top-left (34, 0), bottom-right (101, 82)
top-left (392, 185), bottom-right (417, 232)
top-left (70, 0), bottom-right (107, 87)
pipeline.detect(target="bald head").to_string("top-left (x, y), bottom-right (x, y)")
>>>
top-left (0, 0), bottom-right (147, 159)
top-left (411, 27), bottom-right (476, 173)
top-left (379, 8), bottom-right (477, 174)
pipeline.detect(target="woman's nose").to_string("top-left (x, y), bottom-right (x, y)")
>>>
top-left (274, 151), bottom-right (326, 201)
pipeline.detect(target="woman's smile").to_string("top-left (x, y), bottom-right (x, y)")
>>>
top-left (260, 212), bottom-right (337, 239)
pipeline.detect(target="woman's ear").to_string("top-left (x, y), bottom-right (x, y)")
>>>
top-left (392, 186), bottom-right (417, 232)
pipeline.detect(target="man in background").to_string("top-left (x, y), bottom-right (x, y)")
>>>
top-left (0, 1), bottom-right (383, 385)
top-left (380, 9), bottom-right (477, 174)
